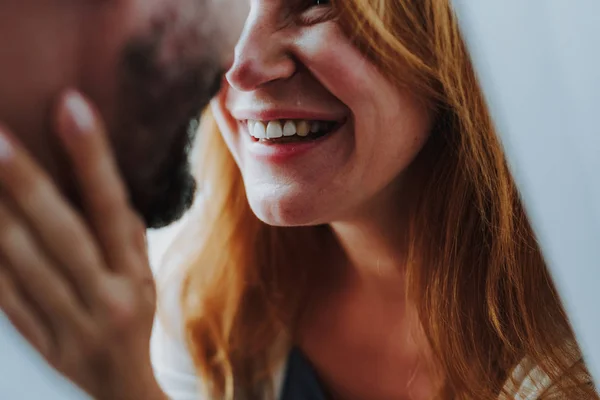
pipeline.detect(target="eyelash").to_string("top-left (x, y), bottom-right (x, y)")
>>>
top-left (297, 0), bottom-right (335, 25)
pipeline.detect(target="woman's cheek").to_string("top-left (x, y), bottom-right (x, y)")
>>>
top-left (292, 22), bottom-right (390, 111)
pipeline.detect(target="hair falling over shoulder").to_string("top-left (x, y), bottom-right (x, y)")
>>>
top-left (163, 1), bottom-right (598, 398)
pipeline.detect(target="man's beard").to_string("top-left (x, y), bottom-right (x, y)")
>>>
top-left (112, 18), bottom-right (223, 229)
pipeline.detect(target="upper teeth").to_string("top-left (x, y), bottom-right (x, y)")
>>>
top-left (247, 120), bottom-right (324, 140)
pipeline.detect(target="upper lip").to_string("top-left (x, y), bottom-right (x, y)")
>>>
top-left (232, 108), bottom-right (346, 122)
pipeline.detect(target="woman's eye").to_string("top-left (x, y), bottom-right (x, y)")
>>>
top-left (299, 0), bottom-right (334, 24)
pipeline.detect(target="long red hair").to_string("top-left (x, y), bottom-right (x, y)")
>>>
top-left (163, 0), bottom-right (597, 398)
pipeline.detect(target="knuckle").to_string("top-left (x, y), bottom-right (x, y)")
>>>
top-left (19, 176), bottom-right (53, 210)
top-left (57, 331), bottom-right (99, 371)
top-left (75, 245), bottom-right (100, 271)
top-left (0, 226), bottom-right (40, 284)
top-left (47, 283), bottom-right (74, 310)
top-left (71, 240), bottom-right (102, 273)
top-left (62, 222), bottom-right (102, 267)
top-left (100, 277), bottom-right (137, 333)
top-left (78, 327), bottom-right (102, 358)
top-left (90, 177), bottom-right (127, 212)
top-left (0, 219), bottom-right (25, 250)
top-left (107, 300), bottom-right (136, 333)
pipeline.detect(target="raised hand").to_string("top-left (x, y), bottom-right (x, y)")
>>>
top-left (0, 90), bottom-right (166, 400)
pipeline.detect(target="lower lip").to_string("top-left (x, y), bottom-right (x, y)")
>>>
top-left (242, 123), bottom-right (346, 163)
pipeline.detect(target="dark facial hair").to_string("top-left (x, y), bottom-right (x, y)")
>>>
top-left (112, 15), bottom-right (223, 229)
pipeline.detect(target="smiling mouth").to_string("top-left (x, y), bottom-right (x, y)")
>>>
top-left (243, 119), bottom-right (345, 143)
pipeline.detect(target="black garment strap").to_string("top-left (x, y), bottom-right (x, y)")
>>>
top-left (280, 347), bottom-right (330, 400)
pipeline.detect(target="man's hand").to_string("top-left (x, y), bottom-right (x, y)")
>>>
top-left (0, 90), bottom-right (166, 400)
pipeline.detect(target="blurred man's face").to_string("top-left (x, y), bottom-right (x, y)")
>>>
top-left (0, 0), bottom-right (249, 228)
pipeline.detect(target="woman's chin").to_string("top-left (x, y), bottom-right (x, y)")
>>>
top-left (247, 193), bottom-right (327, 227)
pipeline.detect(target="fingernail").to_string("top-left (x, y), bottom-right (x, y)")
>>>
top-left (0, 128), bottom-right (13, 162)
top-left (63, 90), bottom-right (94, 134)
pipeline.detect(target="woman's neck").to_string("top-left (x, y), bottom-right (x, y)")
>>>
top-left (329, 180), bottom-right (410, 300)
top-left (297, 180), bottom-right (436, 400)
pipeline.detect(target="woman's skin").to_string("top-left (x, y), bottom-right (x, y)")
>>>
top-left (210, 0), bottom-right (436, 397)
top-left (0, 91), bottom-right (167, 400)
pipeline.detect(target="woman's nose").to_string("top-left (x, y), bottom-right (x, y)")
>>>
top-left (226, 16), bottom-right (296, 91)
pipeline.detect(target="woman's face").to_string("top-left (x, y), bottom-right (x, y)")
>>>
top-left (211, 0), bottom-right (434, 226)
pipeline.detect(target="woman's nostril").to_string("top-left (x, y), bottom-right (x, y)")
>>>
top-left (226, 55), bottom-right (296, 91)
top-left (225, 60), bottom-right (262, 91)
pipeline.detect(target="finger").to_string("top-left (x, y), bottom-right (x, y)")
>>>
top-left (0, 126), bottom-right (104, 294)
top-left (54, 90), bottom-right (139, 275)
top-left (0, 200), bottom-right (93, 337)
top-left (0, 267), bottom-right (53, 358)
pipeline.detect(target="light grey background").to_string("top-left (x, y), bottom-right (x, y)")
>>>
top-left (1, 1), bottom-right (599, 398)
top-left (453, 0), bottom-right (600, 386)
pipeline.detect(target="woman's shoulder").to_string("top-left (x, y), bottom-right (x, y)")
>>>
top-left (502, 357), bottom-right (556, 399)
top-left (152, 272), bottom-right (289, 400)
top-left (501, 344), bottom-right (591, 400)
top-left (151, 257), bottom-right (207, 399)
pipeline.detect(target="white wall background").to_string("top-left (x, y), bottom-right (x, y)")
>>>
top-left (453, 0), bottom-right (600, 385)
